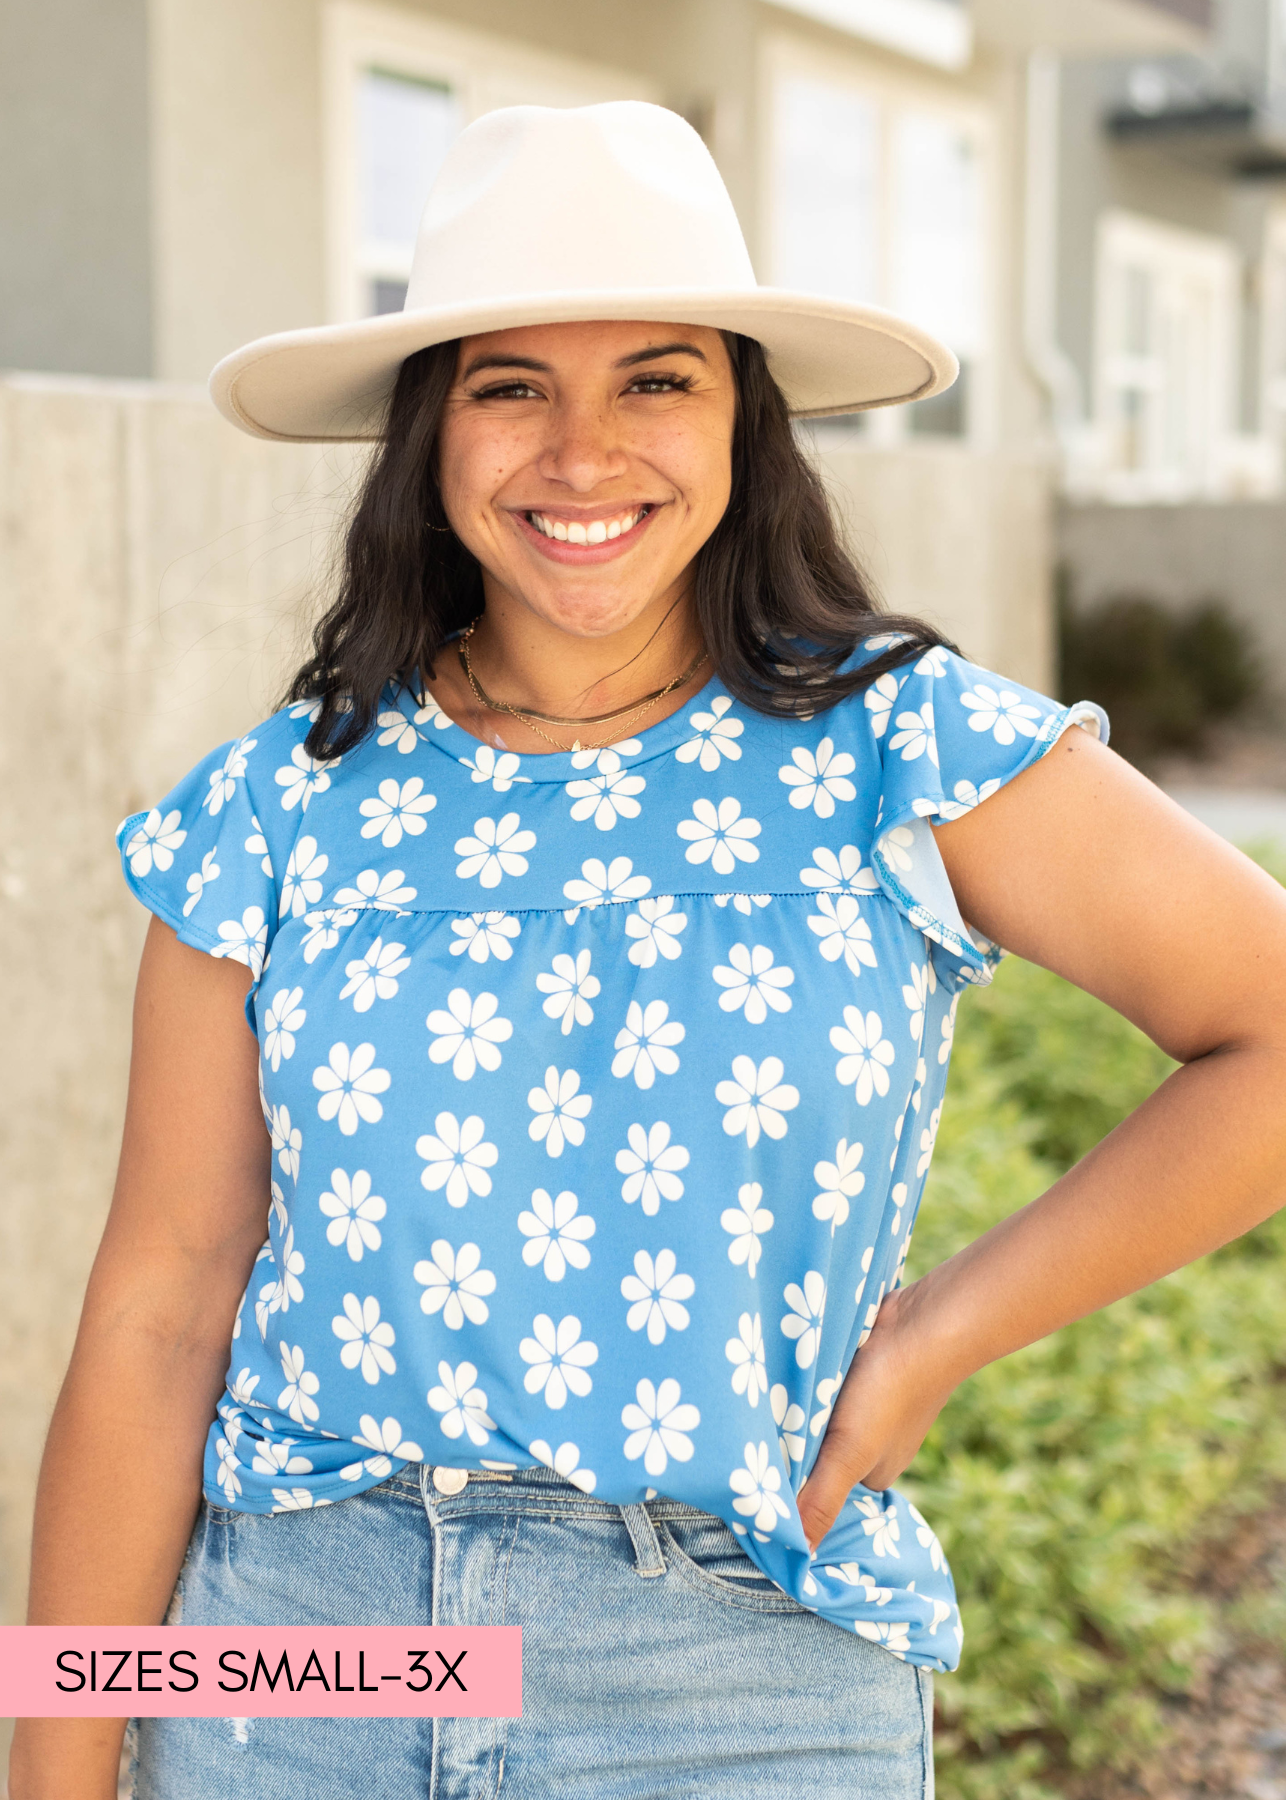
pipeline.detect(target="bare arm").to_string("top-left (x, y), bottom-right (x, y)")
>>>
top-left (799, 730), bottom-right (1286, 1547)
top-left (9, 918), bottom-right (271, 1799)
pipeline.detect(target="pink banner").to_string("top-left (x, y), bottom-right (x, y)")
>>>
top-left (0, 1627), bottom-right (521, 1717)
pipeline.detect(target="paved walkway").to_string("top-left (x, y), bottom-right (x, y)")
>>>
top-left (1165, 787), bottom-right (1286, 848)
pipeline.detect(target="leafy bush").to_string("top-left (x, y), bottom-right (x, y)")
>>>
top-left (908, 949), bottom-right (1286, 1797)
top-left (1057, 585), bottom-right (1262, 770)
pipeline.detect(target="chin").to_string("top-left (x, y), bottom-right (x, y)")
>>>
top-left (532, 588), bottom-right (656, 640)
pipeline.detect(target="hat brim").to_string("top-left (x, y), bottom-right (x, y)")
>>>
top-left (209, 289), bottom-right (959, 443)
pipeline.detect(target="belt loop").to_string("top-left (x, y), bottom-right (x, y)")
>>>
top-left (619, 1502), bottom-right (666, 1577)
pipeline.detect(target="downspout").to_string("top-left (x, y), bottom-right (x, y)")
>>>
top-left (1022, 48), bottom-right (1085, 447)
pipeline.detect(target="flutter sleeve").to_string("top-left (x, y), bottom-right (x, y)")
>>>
top-left (864, 643), bottom-right (1109, 984)
top-left (115, 724), bottom-right (288, 1004)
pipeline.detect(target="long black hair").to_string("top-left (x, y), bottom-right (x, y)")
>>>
top-left (287, 332), bottom-right (952, 760)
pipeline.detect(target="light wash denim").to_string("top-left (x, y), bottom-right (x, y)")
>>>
top-left (130, 1463), bottom-right (934, 1799)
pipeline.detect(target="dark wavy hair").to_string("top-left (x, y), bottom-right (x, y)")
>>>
top-left (287, 331), bottom-right (952, 760)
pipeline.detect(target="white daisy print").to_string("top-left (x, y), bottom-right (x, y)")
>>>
top-left (254, 1225), bottom-right (305, 1335)
top-left (250, 1439), bottom-right (313, 1478)
top-left (721, 1182), bottom-right (774, 1278)
top-left (529, 1439), bottom-right (597, 1493)
top-left (676, 796), bottom-right (761, 874)
top-left (212, 906), bottom-right (268, 977)
top-left (622, 1248), bottom-right (694, 1344)
top-left (268, 1102), bottom-right (302, 1181)
top-left (275, 744), bottom-right (334, 812)
top-left (279, 835), bottom-right (328, 918)
top-left (716, 1055), bottom-right (799, 1146)
top-left (263, 987), bottom-right (306, 1071)
top-left (332, 1293), bottom-right (396, 1384)
top-left (203, 736), bottom-right (257, 816)
top-left (960, 683), bottom-right (1042, 745)
top-left (712, 892), bottom-right (771, 914)
top-left (615, 1121), bottom-right (688, 1214)
top-left (413, 1240), bottom-right (496, 1328)
top-left (527, 1066), bottom-right (592, 1157)
top-left (426, 988), bottom-right (513, 1080)
top-left (358, 777), bottom-right (436, 848)
top-left (781, 1270), bottom-right (827, 1369)
top-left (427, 1360), bottom-right (494, 1445)
top-left (331, 869), bottom-right (417, 910)
top-left (519, 1314), bottom-right (598, 1409)
top-left (910, 1500), bottom-right (947, 1572)
top-left (416, 1113), bottom-right (497, 1208)
top-left (810, 1373), bottom-right (842, 1438)
top-left (916, 645), bottom-right (951, 676)
top-left (622, 1377), bottom-right (699, 1476)
top-left (863, 672), bottom-right (901, 737)
top-left (412, 693), bottom-right (455, 733)
top-left (460, 745), bottom-right (526, 792)
top-left (624, 896), bottom-right (686, 967)
top-left (376, 708), bottom-right (420, 755)
top-left (830, 1008), bottom-right (895, 1105)
top-left (536, 949), bottom-right (600, 1034)
top-left (565, 751), bottom-right (646, 830)
top-left (939, 775), bottom-right (1002, 820)
top-left (800, 845), bottom-right (880, 895)
top-left (808, 893), bottom-right (878, 977)
top-left (450, 911), bottom-right (521, 963)
top-left (878, 825), bottom-right (915, 874)
top-left (454, 812), bottom-right (536, 888)
top-left (276, 1342), bottom-right (320, 1425)
top-left (712, 943), bottom-right (794, 1023)
top-left (340, 937), bottom-right (410, 1013)
top-left (854, 1493), bottom-right (901, 1559)
top-left (726, 1312), bottom-right (768, 1405)
top-left (518, 1188), bottom-right (595, 1280)
top-left (778, 738), bottom-right (857, 817)
top-left (889, 703), bottom-right (938, 766)
top-left (918, 1103), bottom-right (943, 1177)
top-left (813, 1139), bottom-right (865, 1233)
top-left (319, 1168), bottom-right (386, 1259)
top-left (312, 1041), bottom-right (391, 1135)
top-left (939, 994), bottom-right (958, 1066)
top-left (675, 695), bottom-right (743, 770)
top-left (902, 961), bottom-right (936, 1043)
top-left (730, 1441), bottom-right (791, 1534)
top-left (771, 1383), bottom-right (806, 1465)
top-left (182, 847), bottom-right (220, 916)
top-left (562, 855), bottom-right (650, 920)
top-left (612, 1000), bottom-right (684, 1088)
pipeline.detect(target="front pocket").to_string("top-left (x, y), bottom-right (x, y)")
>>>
top-left (658, 1516), bottom-right (803, 1610)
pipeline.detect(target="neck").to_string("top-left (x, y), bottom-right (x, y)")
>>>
top-left (464, 576), bottom-right (705, 721)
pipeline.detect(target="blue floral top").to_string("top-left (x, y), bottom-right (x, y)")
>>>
top-left (116, 638), bottom-right (1106, 1672)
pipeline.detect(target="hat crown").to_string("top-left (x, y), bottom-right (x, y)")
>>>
top-left (404, 102), bottom-right (757, 313)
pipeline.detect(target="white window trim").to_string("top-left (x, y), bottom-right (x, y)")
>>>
top-left (322, 2), bottom-right (659, 324)
top-left (758, 32), bottom-right (997, 450)
top-left (1092, 208), bottom-right (1244, 504)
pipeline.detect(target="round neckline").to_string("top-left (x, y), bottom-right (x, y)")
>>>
top-left (388, 664), bottom-right (728, 783)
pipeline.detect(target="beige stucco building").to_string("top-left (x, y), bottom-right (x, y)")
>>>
top-left (0, 0), bottom-right (1206, 1646)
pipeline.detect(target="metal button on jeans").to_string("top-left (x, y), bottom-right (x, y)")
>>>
top-left (432, 1466), bottom-right (469, 1495)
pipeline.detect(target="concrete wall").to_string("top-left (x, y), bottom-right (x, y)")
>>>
top-left (1057, 495), bottom-right (1286, 691)
top-left (0, 374), bottom-right (361, 1627)
top-left (0, 0), bottom-right (153, 377)
top-left (0, 376), bottom-right (1053, 1627)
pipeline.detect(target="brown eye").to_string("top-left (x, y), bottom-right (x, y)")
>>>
top-left (627, 373), bottom-right (693, 395)
top-left (470, 381), bottom-right (542, 401)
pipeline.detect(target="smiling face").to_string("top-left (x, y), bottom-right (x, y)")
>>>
top-left (436, 319), bottom-right (736, 641)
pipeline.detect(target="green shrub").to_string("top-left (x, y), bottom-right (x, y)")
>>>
top-left (908, 943), bottom-right (1286, 1797)
top-left (1057, 585), bottom-right (1262, 770)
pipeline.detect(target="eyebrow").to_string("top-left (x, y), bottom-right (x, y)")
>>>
top-left (459, 341), bottom-right (709, 382)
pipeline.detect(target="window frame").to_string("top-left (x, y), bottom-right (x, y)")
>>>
top-left (759, 32), bottom-right (997, 450)
top-left (322, 1), bottom-right (659, 324)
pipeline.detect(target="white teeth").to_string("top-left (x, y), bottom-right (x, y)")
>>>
top-left (531, 507), bottom-right (645, 542)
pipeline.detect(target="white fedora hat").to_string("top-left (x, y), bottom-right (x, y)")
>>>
top-left (210, 100), bottom-right (958, 444)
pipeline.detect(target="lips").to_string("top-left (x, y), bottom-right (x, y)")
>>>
top-left (526, 506), bottom-right (652, 545)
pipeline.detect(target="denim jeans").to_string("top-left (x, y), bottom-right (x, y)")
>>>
top-left (130, 1464), bottom-right (934, 1799)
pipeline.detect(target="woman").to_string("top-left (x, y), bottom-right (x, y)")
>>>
top-left (13, 102), bottom-right (1286, 1800)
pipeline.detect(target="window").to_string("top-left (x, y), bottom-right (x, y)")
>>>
top-left (768, 49), bottom-right (989, 443)
top-left (324, 4), bottom-right (657, 323)
top-left (1094, 211), bottom-right (1239, 500)
top-left (357, 71), bottom-right (461, 316)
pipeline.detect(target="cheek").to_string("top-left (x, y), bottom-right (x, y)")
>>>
top-left (438, 419), bottom-right (523, 524)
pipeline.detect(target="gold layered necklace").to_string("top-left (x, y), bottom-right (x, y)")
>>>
top-left (456, 622), bottom-right (708, 753)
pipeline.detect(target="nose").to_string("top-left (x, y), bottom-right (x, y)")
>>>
top-left (535, 395), bottom-right (630, 494)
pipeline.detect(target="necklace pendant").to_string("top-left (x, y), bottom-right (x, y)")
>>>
top-left (571, 739), bottom-right (582, 753)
